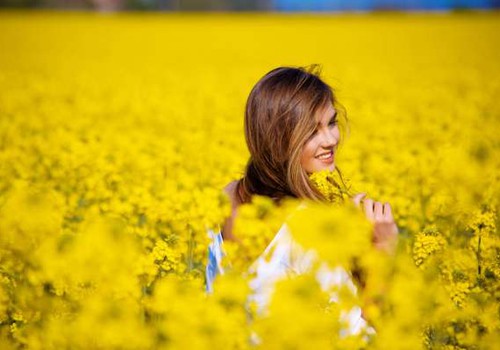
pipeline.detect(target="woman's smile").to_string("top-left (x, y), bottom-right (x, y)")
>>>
top-left (315, 149), bottom-right (334, 162)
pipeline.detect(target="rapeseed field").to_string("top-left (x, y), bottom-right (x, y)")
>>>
top-left (0, 11), bottom-right (499, 349)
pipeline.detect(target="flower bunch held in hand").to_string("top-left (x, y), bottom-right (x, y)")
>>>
top-left (309, 169), bottom-right (352, 204)
top-left (309, 169), bottom-right (399, 256)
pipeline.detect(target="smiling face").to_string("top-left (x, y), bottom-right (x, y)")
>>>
top-left (300, 102), bottom-right (340, 174)
top-left (241, 66), bottom-right (343, 202)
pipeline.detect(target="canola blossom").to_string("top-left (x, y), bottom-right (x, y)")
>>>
top-left (0, 11), bottom-right (499, 349)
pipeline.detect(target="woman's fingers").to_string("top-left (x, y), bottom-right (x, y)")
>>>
top-left (355, 195), bottom-right (396, 225)
top-left (352, 192), bottom-right (366, 208)
top-left (374, 201), bottom-right (384, 221)
top-left (362, 198), bottom-right (375, 222)
top-left (383, 202), bottom-right (394, 222)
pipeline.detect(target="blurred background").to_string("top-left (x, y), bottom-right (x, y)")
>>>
top-left (0, 0), bottom-right (499, 12)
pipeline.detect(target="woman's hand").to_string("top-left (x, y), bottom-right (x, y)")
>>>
top-left (352, 193), bottom-right (399, 255)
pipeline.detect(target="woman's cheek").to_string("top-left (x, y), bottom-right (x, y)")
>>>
top-left (307, 143), bottom-right (319, 170)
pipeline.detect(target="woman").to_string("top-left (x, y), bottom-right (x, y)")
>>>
top-left (205, 65), bottom-right (398, 337)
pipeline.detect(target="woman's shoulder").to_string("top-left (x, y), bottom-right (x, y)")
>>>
top-left (221, 179), bottom-right (241, 241)
top-left (223, 180), bottom-right (239, 202)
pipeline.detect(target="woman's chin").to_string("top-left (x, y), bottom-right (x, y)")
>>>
top-left (315, 162), bottom-right (335, 172)
top-left (326, 164), bottom-right (335, 172)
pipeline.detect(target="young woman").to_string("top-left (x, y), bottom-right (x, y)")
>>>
top-left (205, 65), bottom-right (398, 337)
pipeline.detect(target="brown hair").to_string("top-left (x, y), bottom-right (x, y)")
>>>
top-left (235, 65), bottom-right (348, 205)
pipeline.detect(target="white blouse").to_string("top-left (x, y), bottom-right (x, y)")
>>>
top-left (205, 222), bottom-right (375, 339)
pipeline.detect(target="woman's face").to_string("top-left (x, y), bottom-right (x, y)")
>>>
top-left (300, 102), bottom-right (340, 174)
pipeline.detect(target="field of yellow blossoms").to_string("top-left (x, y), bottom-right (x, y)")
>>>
top-left (0, 10), bottom-right (499, 349)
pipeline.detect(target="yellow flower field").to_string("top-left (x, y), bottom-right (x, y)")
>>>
top-left (0, 11), bottom-right (499, 349)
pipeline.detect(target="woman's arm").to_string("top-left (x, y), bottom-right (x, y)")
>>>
top-left (351, 193), bottom-right (399, 324)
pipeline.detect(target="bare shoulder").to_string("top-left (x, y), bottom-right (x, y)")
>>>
top-left (221, 180), bottom-right (240, 241)
top-left (223, 180), bottom-right (239, 207)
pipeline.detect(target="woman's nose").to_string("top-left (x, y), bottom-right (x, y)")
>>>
top-left (320, 127), bottom-right (338, 146)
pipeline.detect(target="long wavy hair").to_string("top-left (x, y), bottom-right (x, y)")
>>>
top-left (235, 65), bottom-right (349, 205)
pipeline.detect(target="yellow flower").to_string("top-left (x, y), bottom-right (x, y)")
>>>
top-left (309, 169), bottom-right (351, 204)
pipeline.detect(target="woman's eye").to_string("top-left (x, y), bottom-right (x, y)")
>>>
top-left (328, 119), bottom-right (337, 127)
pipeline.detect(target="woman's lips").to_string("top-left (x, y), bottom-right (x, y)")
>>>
top-left (315, 150), bottom-right (334, 163)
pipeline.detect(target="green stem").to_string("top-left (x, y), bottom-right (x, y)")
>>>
top-left (477, 231), bottom-right (482, 277)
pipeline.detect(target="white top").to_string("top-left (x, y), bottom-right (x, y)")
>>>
top-left (205, 222), bottom-right (375, 339)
